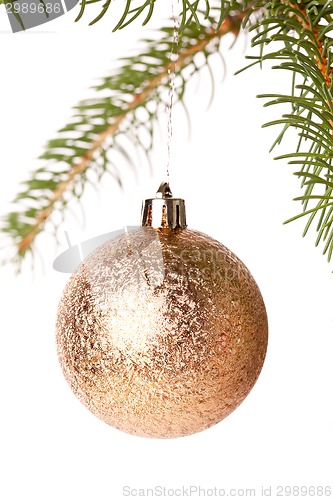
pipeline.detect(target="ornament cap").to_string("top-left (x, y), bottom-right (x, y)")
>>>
top-left (141, 182), bottom-right (187, 229)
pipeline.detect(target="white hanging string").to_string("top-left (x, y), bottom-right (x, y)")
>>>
top-left (166, 0), bottom-right (180, 185)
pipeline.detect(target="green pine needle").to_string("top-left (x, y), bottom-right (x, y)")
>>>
top-left (75, 0), bottom-right (254, 33)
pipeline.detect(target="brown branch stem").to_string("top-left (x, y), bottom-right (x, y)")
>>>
top-left (292, 3), bottom-right (333, 118)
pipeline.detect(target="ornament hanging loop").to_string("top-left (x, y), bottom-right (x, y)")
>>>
top-left (156, 181), bottom-right (173, 198)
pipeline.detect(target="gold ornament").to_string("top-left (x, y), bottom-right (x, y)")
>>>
top-left (56, 183), bottom-right (268, 438)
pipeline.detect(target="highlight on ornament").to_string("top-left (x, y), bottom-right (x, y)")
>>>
top-left (56, 183), bottom-right (268, 438)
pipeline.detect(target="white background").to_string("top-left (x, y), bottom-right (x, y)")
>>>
top-left (0, 3), bottom-right (333, 500)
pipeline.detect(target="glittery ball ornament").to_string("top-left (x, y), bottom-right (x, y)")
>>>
top-left (56, 183), bottom-right (268, 438)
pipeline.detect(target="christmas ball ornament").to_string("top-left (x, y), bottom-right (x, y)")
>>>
top-left (56, 183), bottom-right (268, 438)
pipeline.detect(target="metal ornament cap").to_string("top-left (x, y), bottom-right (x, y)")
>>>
top-left (141, 182), bottom-right (187, 229)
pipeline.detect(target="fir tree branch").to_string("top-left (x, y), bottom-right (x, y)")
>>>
top-left (240, 0), bottom-right (333, 262)
top-left (1, 10), bottom-right (250, 268)
top-left (7, 0), bottom-right (333, 271)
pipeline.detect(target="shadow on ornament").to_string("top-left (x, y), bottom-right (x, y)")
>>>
top-left (53, 227), bottom-right (138, 274)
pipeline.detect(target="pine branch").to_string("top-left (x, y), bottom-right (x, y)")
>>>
top-left (240, 0), bottom-right (333, 262)
top-left (1, 11), bottom-right (249, 268)
top-left (6, 0), bottom-right (333, 271)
